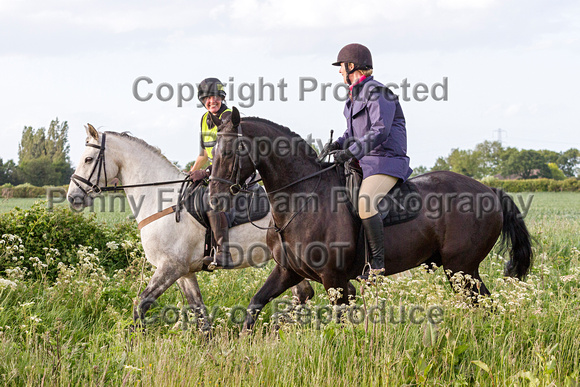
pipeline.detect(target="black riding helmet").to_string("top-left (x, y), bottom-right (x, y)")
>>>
top-left (332, 43), bottom-right (373, 84)
top-left (198, 78), bottom-right (226, 104)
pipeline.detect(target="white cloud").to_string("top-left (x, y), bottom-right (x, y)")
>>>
top-left (436, 0), bottom-right (496, 10)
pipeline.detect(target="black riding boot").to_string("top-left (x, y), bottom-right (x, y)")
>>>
top-left (356, 214), bottom-right (385, 281)
top-left (202, 211), bottom-right (234, 270)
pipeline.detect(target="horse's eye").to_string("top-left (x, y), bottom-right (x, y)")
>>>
top-left (85, 157), bottom-right (93, 163)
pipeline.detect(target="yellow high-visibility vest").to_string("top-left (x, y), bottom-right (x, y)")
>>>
top-left (201, 108), bottom-right (231, 162)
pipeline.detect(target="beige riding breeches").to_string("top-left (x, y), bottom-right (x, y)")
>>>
top-left (358, 174), bottom-right (399, 219)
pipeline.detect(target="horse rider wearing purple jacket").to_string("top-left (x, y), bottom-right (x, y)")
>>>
top-left (323, 43), bottom-right (413, 281)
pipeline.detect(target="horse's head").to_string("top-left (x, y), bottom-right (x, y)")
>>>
top-left (209, 107), bottom-right (258, 211)
top-left (67, 124), bottom-right (120, 210)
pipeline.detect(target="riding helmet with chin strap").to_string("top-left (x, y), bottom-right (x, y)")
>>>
top-left (332, 43), bottom-right (373, 84)
top-left (197, 77), bottom-right (227, 104)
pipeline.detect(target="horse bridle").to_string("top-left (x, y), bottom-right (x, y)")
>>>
top-left (208, 123), bottom-right (338, 232)
top-left (70, 133), bottom-right (189, 196)
top-left (208, 124), bottom-right (260, 195)
top-left (70, 133), bottom-right (109, 195)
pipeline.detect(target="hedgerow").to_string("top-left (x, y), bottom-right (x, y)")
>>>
top-left (480, 177), bottom-right (579, 192)
top-left (0, 201), bottom-right (140, 280)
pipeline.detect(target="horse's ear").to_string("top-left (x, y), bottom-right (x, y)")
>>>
top-left (209, 113), bottom-right (222, 129)
top-left (85, 124), bottom-right (99, 140)
top-left (231, 106), bottom-right (240, 127)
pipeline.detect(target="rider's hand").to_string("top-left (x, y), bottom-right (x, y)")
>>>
top-left (333, 149), bottom-right (354, 164)
top-left (322, 141), bottom-right (340, 155)
top-left (189, 169), bottom-right (209, 182)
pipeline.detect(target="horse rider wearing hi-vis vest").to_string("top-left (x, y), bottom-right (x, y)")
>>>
top-left (189, 78), bottom-right (233, 270)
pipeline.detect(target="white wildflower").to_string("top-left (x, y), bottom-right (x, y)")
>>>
top-left (0, 278), bottom-right (17, 290)
top-left (560, 274), bottom-right (576, 283)
top-left (106, 241), bottom-right (119, 251)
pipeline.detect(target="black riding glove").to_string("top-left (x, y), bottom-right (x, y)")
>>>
top-left (322, 141), bottom-right (340, 155)
top-left (334, 149), bottom-right (354, 164)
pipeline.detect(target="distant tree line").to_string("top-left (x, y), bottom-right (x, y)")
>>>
top-left (412, 141), bottom-right (579, 180)
top-left (0, 118), bottom-right (75, 186)
top-left (2, 123), bottom-right (578, 186)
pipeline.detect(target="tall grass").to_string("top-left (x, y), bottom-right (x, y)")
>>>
top-left (0, 192), bottom-right (579, 385)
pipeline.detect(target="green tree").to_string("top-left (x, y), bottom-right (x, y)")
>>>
top-left (17, 118), bottom-right (74, 186)
top-left (474, 140), bottom-right (504, 176)
top-left (538, 149), bottom-right (560, 164)
top-left (547, 163), bottom-right (566, 180)
top-left (557, 148), bottom-right (580, 177)
top-left (410, 165), bottom-right (428, 177)
top-left (447, 148), bottom-right (483, 178)
top-left (0, 158), bottom-right (21, 185)
top-left (184, 161), bottom-right (195, 171)
top-left (504, 149), bottom-right (547, 179)
top-left (431, 156), bottom-right (450, 172)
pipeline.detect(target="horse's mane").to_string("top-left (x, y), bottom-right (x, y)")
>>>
top-left (104, 131), bottom-right (181, 172)
top-left (242, 117), bottom-right (318, 159)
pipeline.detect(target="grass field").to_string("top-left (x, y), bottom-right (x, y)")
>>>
top-left (0, 192), bottom-right (579, 385)
top-left (0, 194), bottom-right (134, 225)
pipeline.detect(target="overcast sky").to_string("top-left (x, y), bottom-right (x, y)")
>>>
top-left (1, 0), bottom-right (579, 171)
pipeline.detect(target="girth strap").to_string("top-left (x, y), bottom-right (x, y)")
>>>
top-left (138, 205), bottom-right (177, 230)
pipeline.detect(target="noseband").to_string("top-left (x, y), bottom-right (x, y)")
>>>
top-left (70, 133), bottom-right (108, 195)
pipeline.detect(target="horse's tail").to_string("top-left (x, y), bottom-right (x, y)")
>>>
top-left (491, 188), bottom-right (533, 280)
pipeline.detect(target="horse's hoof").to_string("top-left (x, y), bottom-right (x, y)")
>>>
top-left (128, 322), bottom-right (146, 334)
top-left (207, 262), bottom-right (216, 271)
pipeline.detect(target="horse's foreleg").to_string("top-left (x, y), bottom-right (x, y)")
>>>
top-left (176, 273), bottom-right (211, 331)
top-left (320, 276), bottom-right (353, 323)
top-left (244, 264), bottom-right (304, 332)
top-left (321, 276), bottom-right (352, 304)
top-left (290, 279), bottom-right (315, 304)
top-left (133, 264), bottom-right (185, 325)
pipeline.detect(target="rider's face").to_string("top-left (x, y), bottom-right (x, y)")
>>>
top-left (339, 63), bottom-right (349, 84)
top-left (204, 95), bottom-right (222, 115)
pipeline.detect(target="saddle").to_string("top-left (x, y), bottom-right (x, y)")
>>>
top-left (341, 160), bottom-right (420, 227)
top-left (184, 183), bottom-right (270, 228)
top-left (184, 182), bottom-right (270, 257)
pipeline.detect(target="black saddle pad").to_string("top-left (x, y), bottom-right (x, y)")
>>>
top-left (184, 183), bottom-right (270, 229)
top-left (377, 179), bottom-right (421, 227)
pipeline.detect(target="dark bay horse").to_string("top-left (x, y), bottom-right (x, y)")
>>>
top-left (209, 108), bottom-right (532, 330)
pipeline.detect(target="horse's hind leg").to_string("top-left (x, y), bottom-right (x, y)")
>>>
top-left (134, 264), bottom-right (185, 325)
top-left (244, 264), bottom-right (304, 332)
top-left (471, 269), bottom-right (490, 297)
top-left (176, 273), bottom-right (211, 331)
top-left (291, 280), bottom-right (315, 304)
